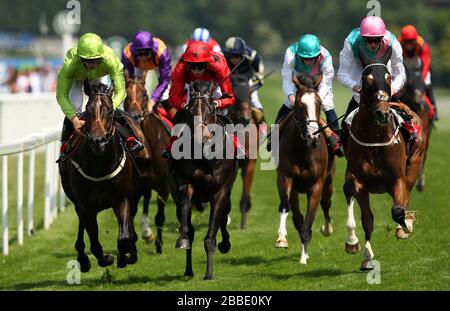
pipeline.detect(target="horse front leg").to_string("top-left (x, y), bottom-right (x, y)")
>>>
top-left (275, 175), bottom-right (293, 248)
top-left (175, 184), bottom-right (194, 277)
top-left (343, 173), bottom-right (361, 254)
top-left (155, 192), bottom-right (168, 254)
top-left (218, 196), bottom-right (232, 254)
top-left (74, 216), bottom-right (91, 273)
top-left (299, 183), bottom-right (323, 265)
top-left (113, 197), bottom-right (138, 268)
top-left (320, 170), bottom-right (335, 237)
top-left (391, 178), bottom-right (416, 240)
top-left (204, 189), bottom-right (230, 280)
top-left (356, 188), bottom-right (375, 271)
top-left (141, 190), bottom-right (154, 242)
top-left (78, 206), bottom-right (114, 268)
top-left (240, 159), bottom-right (255, 229)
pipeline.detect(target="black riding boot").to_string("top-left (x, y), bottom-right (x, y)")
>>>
top-left (114, 110), bottom-right (144, 152)
top-left (425, 84), bottom-right (438, 121)
top-left (340, 97), bottom-right (359, 143)
top-left (325, 109), bottom-right (344, 157)
top-left (56, 117), bottom-right (75, 163)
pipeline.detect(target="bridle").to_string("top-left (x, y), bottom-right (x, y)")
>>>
top-left (83, 92), bottom-right (115, 144)
top-left (293, 87), bottom-right (320, 141)
top-left (126, 78), bottom-right (148, 122)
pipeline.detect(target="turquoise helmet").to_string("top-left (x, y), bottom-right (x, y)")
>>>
top-left (297, 34), bottom-right (321, 58)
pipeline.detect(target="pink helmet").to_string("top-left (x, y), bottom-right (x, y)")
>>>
top-left (360, 16), bottom-right (386, 37)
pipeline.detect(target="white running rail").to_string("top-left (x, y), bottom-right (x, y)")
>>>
top-left (0, 127), bottom-right (66, 255)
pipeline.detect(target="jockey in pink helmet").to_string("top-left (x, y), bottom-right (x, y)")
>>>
top-left (338, 16), bottom-right (406, 118)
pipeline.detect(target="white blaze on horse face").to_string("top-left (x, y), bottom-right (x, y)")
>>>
top-left (301, 92), bottom-right (319, 137)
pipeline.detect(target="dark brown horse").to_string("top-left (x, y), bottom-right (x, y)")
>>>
top-left (59, 82), bottom-right (141, 271)
top-left (275, 73), bottom-right (336, 264)
top-left (342, 49), bottom-right (425, 271)
top-left (228, 74), bottom-right (259, 229)
top-left (124, 71), bottom-right (170, 254)
top-left (399, 57), bottom-right (433, 192)
top-left (169, 80), bottom-right (238, 279)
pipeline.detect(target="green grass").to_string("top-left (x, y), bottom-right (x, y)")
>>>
top-left (0, 75), bottom-right (449, 290)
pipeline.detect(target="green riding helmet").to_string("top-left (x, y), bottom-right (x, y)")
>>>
top-left (77, 33), bottom-right (105, 59)
top-left (297, 34), bottom-right (321, 58)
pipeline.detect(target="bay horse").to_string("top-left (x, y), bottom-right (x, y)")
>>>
top-left (59, 82), bottom-right (141, 271)
top-left (228, 73), bottom-right (259, 229)
top-left (398, 57), bottom-right (433, 192)
top-left (124, 71), bottom-right (170, 254)
top-left (275, 73), bottom-right (336, 265)
top-left (168, 80), bottom-right (238, 280)
top-left (342, 48), bottom-right (425, 271)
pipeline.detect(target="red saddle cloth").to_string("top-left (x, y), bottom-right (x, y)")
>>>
top-left (156, 107), bottom-right (173, 130)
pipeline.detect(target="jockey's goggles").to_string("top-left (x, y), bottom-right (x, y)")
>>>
top-left (81, 57), bottom-right (102, 64)
top-left (363, 36), bottom-right (383, 44)
top-left (137, 49), bottom-right (152, 56)
top-left (189, 62), bottom-right (208, 71)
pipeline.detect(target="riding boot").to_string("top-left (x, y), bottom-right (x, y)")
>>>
top-left (324, 109), bottom-right (344, 157)
top-left (56, 117), bottom-right (75, 163)
top-left (114, 110), bottom-right (145, 152)
top-left (161, 110), bottom-right (186, 160)
top-left (425, 84), bottom-right (438, 121)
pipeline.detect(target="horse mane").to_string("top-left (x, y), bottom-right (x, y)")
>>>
top-left (292, 73), bottom-right (323, 91)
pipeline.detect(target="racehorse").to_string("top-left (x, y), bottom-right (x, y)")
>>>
top-left (169, 80), bottom-right (238, 279)
top-left (398, 57), bottom-right (433, 192)
top-left (342, 48), bottom-right (425, 271)
top-left (59, 82), bottom-right (141, 271)
top-left (124, 71), bottom-right (170, 254)
top-left (275, 73), bottom-right (336, 264)
top-left (228, 74), bottom-right (259, 229)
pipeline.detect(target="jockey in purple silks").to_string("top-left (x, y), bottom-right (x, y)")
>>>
top-left (122, 31), bottom-right (176, 118)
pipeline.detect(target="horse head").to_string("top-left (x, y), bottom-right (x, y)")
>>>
top-left (187, 80), bottom-right (217, 145)
top-left (230, 74), bottom-right (252, 126)
top-left (359, 47), bottom-right (393, 126)
top-left (83, 80), bottom-right (115, 153)
top-left (402, 57), bottom-right (427, 111)
top-left (124, 70), bottom-right (148, 125)
top-left (292, 73), bottom-right (322, 148)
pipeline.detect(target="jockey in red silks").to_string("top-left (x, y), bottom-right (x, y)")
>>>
top-left (122, 31), bottom-right (177, 119)
top-left (182, 27), bottom-right (222, 54)
top-left (399, 25), bottom-right (438, 120)
top-left (162, 41), bottom-right (245, 159)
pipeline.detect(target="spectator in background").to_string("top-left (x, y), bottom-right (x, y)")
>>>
top-left (4, 66), bottom-right (20, 93)
top-left (39, 64), bottom-right (57, 92)
top-left (182, 27), bottom-right (222, 53)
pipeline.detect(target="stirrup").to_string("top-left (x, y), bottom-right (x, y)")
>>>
top-left (56, 153), bottom-right (68, 163)
top-left (130, 139), bottom-right (144, 152)
top-left (161, 149), bottom-right (172, 160)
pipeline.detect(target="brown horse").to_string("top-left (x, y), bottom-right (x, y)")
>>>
top-left (228, 74), bottom-right (259, 229)
top-left (169, 80), bottom-right (238, 280)
top-left (342, 49), bottom-right (425, 271)
top-left (275, 73), bottom-right (336, 264)
top-left (59, 82), bottom-right (141, 271)
top-left (124, 71), bottom-right (170, 254)
top-left (399, 57), bottom-right (433, 192)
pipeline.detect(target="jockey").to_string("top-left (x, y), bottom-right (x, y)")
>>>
top-left (277, 34), bottom-right (343, 157)
top-left (162, 41), bottom-right (245, 159)
top-left (223, 36), bottom-right (267, 132)
top-left (337, 16), bottom-right (416, 140)
top-left (56, 33), bottom-right (144, 162)
top-left (182, 27), bottom-right (222, 54)
top-left (121, 31), bottom-right (176, 119)
top-left (399, 24), bottom-right (438, 120)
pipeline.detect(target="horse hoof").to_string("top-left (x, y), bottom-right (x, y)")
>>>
top-left (395, 226), bottom-right (410, 240)
top-left (416, 181), bottom-right (425, 192)
top-left (184, 270), bottom-right (194, 278)
top-left (126, 252), bottom-right (138, 265)
top-left (142, 230), bottom-right (155, 242)
top-left (98, 253), bottom-right (114, 267)
top-left (275, 239), bottom-right (288, 248)
top-left (77, 256), bottom-right (91, 273)
top-left (360, 259), bottom-right (374, 271)
top-left (175, 238), bottom-right (190, 249)
top-left (117, 254), bottom-right (127, 269)
top-left (156, 241), bottom-right (163, 254)
top-left (345, 242), bottom-right (361, 254)
top-left (218, 240), bottom-right (231, 254)
top-left (320, 225), bottom-right (333, 237)
top-left (203, 274), bottom-right (214, 280)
